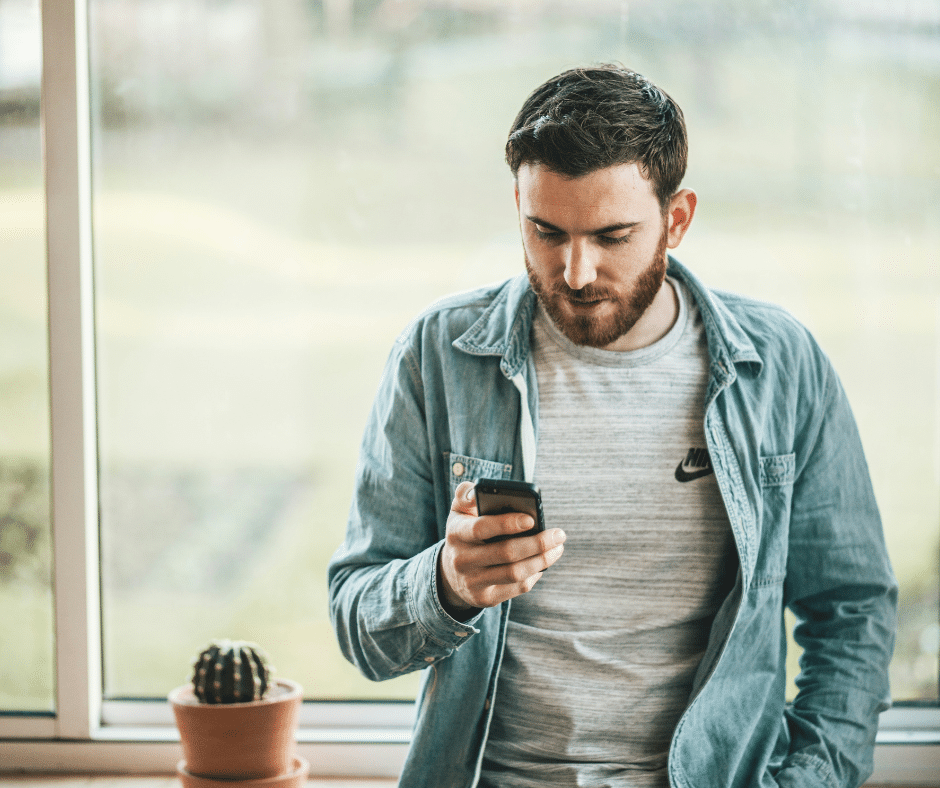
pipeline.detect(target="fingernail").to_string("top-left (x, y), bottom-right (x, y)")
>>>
top-left (548, 544), bottom-right (564, 561)
top-left (464, 486), bottom-right (475, 501)
top-left (553, 529), bottom-right (566, 545)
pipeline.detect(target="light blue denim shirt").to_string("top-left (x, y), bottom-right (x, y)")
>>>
top-left (328, 258), bottom-right (897, 788)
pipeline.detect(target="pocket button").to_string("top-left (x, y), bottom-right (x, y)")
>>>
top-left (452, 462), bottom-right (465, 477)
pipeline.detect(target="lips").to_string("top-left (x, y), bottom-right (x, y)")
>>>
top-left (565, 295), bottom-right (606, 307)
top-left (554, 285), bottom-right (613, 303)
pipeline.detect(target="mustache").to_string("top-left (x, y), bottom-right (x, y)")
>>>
top-left (548, 283), bottom-right (617, 302)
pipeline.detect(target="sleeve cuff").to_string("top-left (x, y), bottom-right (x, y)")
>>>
top-left (409, 540), bottom-right (483, 650)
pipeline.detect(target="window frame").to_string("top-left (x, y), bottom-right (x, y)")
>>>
top-left (0, 0), bottom-right (938, 780)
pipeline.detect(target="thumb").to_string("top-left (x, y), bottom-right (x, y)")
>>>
top-left (451, 481), bottom-right (478, 516)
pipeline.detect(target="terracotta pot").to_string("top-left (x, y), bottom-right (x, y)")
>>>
top-left (169, 678), bottom-right (303, 779)
top-left (176, 756), bottom-right (310, 788)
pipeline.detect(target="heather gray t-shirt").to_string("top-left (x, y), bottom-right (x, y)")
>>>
top-left (478, 279), bottom-right (736, 788)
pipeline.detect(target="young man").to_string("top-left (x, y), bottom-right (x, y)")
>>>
top-left (329, 65), bottom-right (897, 788)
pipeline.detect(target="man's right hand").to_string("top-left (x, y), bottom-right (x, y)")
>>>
top-left (437, 480), bottom-right (566, 619)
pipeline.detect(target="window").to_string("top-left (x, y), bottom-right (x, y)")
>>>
top-left (1, 0), bottom-right (938, 780)
top-left (0, 0), bottom-right (54, 718)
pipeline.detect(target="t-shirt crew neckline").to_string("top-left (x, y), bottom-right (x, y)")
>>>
top-left (533, 276), bottom-right (689, 367)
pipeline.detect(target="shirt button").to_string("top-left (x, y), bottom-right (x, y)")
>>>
top-left (424, 656), bottom-right (435, 663)
top-left (452, 462), bottom-right (465, 477)
top-left (455, 631), bottom-right (468, 637)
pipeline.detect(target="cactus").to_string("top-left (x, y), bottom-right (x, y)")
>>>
top-left (191, 639), bottom-right (272, 704)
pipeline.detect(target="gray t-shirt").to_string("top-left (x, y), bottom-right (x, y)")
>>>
top-left (479, 279), bottom-right (736, 788)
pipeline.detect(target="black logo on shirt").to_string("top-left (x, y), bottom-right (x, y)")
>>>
top-left (675, 448), bottom-right (714, 482)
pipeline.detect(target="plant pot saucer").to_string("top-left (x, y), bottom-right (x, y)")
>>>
top-left (176, 756), bottom-right (310, 788)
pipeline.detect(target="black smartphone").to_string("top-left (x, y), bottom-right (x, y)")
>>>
top-left (475, 478), bottom-right (545, 542)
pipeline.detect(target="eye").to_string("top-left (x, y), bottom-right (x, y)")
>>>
top-left (533, 225), bottom-right (561, 239)
top-left (598, 234), bottom-right (630, 246)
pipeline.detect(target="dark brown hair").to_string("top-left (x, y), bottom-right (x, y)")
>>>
top-left (505, 65), bottom-right (688, 209)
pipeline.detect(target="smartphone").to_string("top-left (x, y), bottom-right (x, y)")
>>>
top-left (475, 478), bottom-right (545, 542)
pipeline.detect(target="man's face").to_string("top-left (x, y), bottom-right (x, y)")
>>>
top-left (516, 162), bottom-right (687, 351)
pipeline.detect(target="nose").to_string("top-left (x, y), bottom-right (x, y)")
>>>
top-left (564, 239), bottom-right (598, 290)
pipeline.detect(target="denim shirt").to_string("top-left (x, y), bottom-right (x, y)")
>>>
top-left (328, 258), bottom-right (897, 788)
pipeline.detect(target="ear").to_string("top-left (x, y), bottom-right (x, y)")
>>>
top-left (514, 179), bottom-right (520, 212)
top-left (665, 188), bottom-right (697, 248)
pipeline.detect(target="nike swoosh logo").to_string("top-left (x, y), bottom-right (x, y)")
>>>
top-left (675, 462), bottom-right (715, 482)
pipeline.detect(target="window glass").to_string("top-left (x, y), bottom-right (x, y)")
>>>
top-left (90, 0), bottom-right (938, 702)
top-left (0, 0), bottom-right (55, 714)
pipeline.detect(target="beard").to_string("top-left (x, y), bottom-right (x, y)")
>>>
top-left (526, 225), bottom-right (669, 348)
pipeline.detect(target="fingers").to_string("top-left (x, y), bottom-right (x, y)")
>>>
top-left (458, 526), bottom-right (565, 571)
top-left (441, 528), bottom-right (566, 611)
top-left (447, 534), bottom-right (565, 609)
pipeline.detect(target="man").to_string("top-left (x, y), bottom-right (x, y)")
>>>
top-left (328, 65), bottom-right (897, 788)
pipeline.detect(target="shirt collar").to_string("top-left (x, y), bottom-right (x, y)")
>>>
top-left (452, 257), bottom-right (763, 381)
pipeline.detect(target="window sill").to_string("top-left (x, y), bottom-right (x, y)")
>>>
top-left (0, 737), bottom-right (409, 777)
top-left (0, 736), bottom-right (938, 782)
top-left (1, 705), bottom-right (937, 780)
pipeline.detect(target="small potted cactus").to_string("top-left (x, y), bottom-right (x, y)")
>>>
top-left (169, 639), bottom-right (307, 787)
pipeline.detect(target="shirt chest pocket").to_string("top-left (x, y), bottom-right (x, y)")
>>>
top-left (759, 453), bottom-right (795, 488)
top-left (753, 452), bottom-right (796, 585)
top-left (444, 452), bottom-right (513, 501)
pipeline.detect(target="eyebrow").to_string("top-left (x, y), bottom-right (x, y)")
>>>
top-left (525, 215), bottom-right (641, 235)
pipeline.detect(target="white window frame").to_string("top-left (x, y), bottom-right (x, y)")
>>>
top-left (0, 0), bottom-right (938, 780)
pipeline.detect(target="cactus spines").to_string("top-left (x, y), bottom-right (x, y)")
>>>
top-left (191, 639), bottom-right (272, 704)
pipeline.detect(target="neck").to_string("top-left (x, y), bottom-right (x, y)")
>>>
top-left (602, 277), bottom-right (679, 352)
